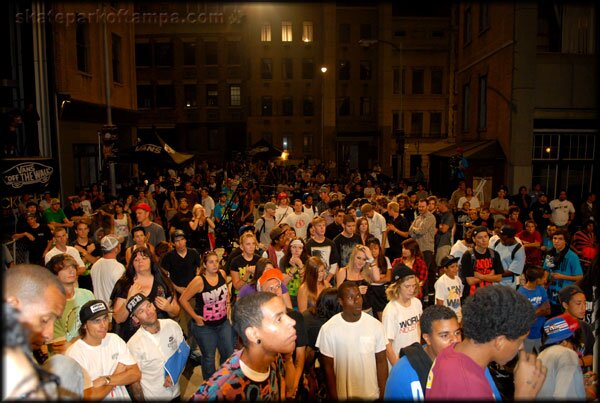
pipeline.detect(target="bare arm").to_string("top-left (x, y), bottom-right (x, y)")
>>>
top-left (321, 355), bottom-right (337, 400)
top-left (179, 276), bottom-right (205, 325)
top-left (297, 284), bottom-right (309, 313)
top-left (385, 340), bottom-right (398, 367)
top-left (375, 349), bottom-right (388, 400)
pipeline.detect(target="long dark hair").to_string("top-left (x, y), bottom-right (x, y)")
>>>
top-left (366, 237), bottom-right (387, 270)
top-left (279, 237), bottom-right (309, 268)
top-left (125, 247), bottom-right (175, 295)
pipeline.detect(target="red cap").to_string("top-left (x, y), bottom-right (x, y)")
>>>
top-left (132, 202), bottom-right (152, 212)
top-left (277, 192), bottom-right (288, 200)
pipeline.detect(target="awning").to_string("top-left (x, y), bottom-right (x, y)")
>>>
top-left (429, 140), bottom-right (504, 160)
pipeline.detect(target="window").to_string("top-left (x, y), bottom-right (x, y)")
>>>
top-left (111, 34), bottom-right (122, 83)
top-left (393, 67), bottom-right (400, 94)
top-left (303, 96), bottom-right (314, 116)
top-left (360, 24), bottom-right (372, 40)
top-left (282, 58), bottom-right (293, 79)
top-left (156, 84), bottom-right (175, 108)
top-left (282, 135), bottom-right (291, 150)
top-left (227, 41), bottom-right (241, 65)
top-left (282, 96), bottom-right (293, 116)
top-left (430, 112), bottom-right (442, 135)
top-left (479, 3), bottom-right (490, 32)
top-left (302, 58), bottom-right (314, 79)
top-left (464, 6), bottom-right (472, 45)
top-left (229, 85), bottom-right (241, 106)
top-left (184, 84), bottom-right (197, 108)
top-left (137, 84), bottom-right (153, 109)
top-left (282, 21), bottom-right (293, 42)
top-left (412, 69), bottom-right (424, 94)
top-left (302, 132), bottom-right (313, 154)
top-left (206, 84), bottom-right (218, 106)
top-left (360, 97), bottom-right (371, 116)
top-left (183, 42), bottom-right (196, 65)
top-left (155, 42), bottom-right (173, 67)
top-left (411, 112), bottom-right (423, 135)
top-left (338, 97), bottom-right (350, 116)
top-left (360, 60), bottom-right (372, 80)
top-left (338, 60), bottom-right (350, 80)
top-left (302, 21), bottom-right (313, 42)
top-left (135, 42), bottom-right (151, 67)
top-left (261, 23), bottom-right (272, 42)
top-left (205, 42), bottom-right (218, 65)
top-left (339, 24), bottom-right (351, 43)
top-left (261, 58), bottom-right (273, 79)
top-left (392, 110), bottom-right (403, 132)
top-left (478, 75), bottom-right (487, 130)
top-left (462, 83), bottom-right (470, 131)
top-left (76, 17), bottom-right (89, 72)
top-left (73, 144), bottom-right (100, 190)
top-left (431, 69), bottom-right (443, 94)
top-left (261, 96), bottom-right (273, 116)
top-left (208, 129), bottom-right (219, 151)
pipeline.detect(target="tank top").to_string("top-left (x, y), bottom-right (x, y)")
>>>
top-left (341, 270), bottom-right (373, 310)
top-left (194, 271), bottom-right (228, 326)
top-left (114, 215), bottom-right (129, 239)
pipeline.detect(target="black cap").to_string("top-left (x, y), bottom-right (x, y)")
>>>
top-left (499, 225), bottom-right (517, 237)
top-left (391, 263), bottom-right (416, 283)
top-left (471, 226), bottom-right (489, 238)
top-left (79, 300), bottom-right (109, 324)
top-left (172, 229), bottom-right (186, 241)
top-left (558, 285), bottom-right (584, 305)
top-left (126, 293), bottom-right (149, 317)
top-left (238, 224), bottom-right (255, 237)
top-left (440, 255), bottom-right (460, 268)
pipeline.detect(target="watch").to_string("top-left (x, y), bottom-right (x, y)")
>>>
top-left (104, 376), bottom-right (111, 386)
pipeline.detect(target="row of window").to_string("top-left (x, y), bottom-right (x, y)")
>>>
top-left (260, 21), bottom-right (314, 42)
top-left (261, 133), bottom-right (314, 155)
top-left (76, 23), bottom-right (122, 83)
top-left (463, 3), bottom-right (490, 45)
top-left (136, 84), bottom-right (241, 109)
top-left (392, 111), bottom-right (445, 137)
top-left (393, 67), bottom-right (444, 95)
top-left (135, 41), bottom-right (241, 67)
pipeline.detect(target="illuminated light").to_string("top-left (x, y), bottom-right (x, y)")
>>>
top-left (281, 150), bottom-right (289, 160)
top-left (545, 147), bottom-right (551, 153)
top-left (321, 66), bottom-right (327, 73)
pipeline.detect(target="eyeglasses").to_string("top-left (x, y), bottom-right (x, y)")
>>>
top-left (263, 283), bottom-right (282, 293)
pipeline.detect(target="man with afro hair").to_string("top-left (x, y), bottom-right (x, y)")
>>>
top-left (426, 285), bottom-right (547, 400)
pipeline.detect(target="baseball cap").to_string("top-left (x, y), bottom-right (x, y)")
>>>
top-left (132, 202), bottom-right (152, 212)
top-left (79, 300), bottom-right (109, 324)
top-left (277, 192), bottom-right (288, 200)
top-left (471, 226), bottom-right (489, 238)
top-left (51, 198), bottom-right (60, 204)
top-left (391, 263), bottom-right (416, 283)
top-left (499, 225), bottom-right (517, 237)
top-left (319, 186), bottom-right (329, 193)
top-left (558, 285), bottom-right (584, 305)
top-left (543, 314), bottom-right (579, 345)
top-left (238, 224), bottom-right (255, 237)
top-left (101, 235), bottom-right (120, 252)
top-left (264, 202), bottom-right (277, 211)
top-left (257, 268), bottom-right (284, 291)
top-left (172, 229), bottom-right (186, 241)
top-left (126, 293), bottom-right (149, 317)
top-left (269, 226), bottom-right (285, 242)
top-left (440, 255), bottom-right (460, 268)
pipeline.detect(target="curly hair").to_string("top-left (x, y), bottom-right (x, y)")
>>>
top-left (461, 286), bottom-right (535, 343)
top-left (420, 305), bottom-right (457, 335)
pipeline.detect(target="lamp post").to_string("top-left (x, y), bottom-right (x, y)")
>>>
top-left (320, 66), bottom-right (327, 162)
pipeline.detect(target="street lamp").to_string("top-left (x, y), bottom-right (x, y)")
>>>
top-left (320, 66), bottom-right (327, 162)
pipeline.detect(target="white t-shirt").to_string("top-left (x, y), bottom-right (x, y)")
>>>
top-left (66, 333), bottom-right (137, 400)
top-left (367, 211), bottom-right (387, 244)
top-left (127, 319), bottom-right (184, 400)
top-left (449, 240), bottom-right (469, 265)
top-left (316, 312), bottom-right (387, 400)
top-left (457, 196), bottom-right (480, 209)
top-left (434, 274), bottom-right (464, 322)
top-left (91, 258), bottom-right (126, 307)
top-left (201, 196), bottom-right (215, 218)
top-left (549, 199), bottom-right (575, 226)
top-left (382, 298), bottom-right (422, 367)
top-left (275, 205), bottom-right (293, 223)
top-left (45, 245), bottom-right (86, 267)
top-left (284, 212), bottom-right (311, 240)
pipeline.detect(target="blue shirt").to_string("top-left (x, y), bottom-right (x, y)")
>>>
top-left (517, 285), bottom-right (548, 339)
top-left (385, 354), bottom-right (423, 400)
top-left (543, 249), bottom-right (583, 305)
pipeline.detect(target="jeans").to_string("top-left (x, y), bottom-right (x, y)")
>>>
top-left (190, 320), bottom-right (234, 380)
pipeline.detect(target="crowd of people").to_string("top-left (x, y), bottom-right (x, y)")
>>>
top-left (3, 157), bottom-right (599, 401)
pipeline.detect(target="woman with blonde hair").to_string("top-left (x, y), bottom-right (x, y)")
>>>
top-left (188, 204), bottom-right (215, 254)
top-left (297, 256), bottom-right (331, 313)
top-left (335, 244), bottom-right (381, 315)
top-left (382, 265), bottom-right (423, 368)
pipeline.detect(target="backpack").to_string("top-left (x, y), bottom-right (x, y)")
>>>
top-left (399, 342), bottom-right (433, 396)
top-left (493, 239), bottom-right (522, 261)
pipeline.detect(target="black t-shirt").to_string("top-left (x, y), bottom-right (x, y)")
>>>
top-left (22, 223), bottom-right (53, 265)
top-left (169, 211), bottom-right (193, 232)
top-left (387, 214), bottom-right (410, 254)
top-left (306, 238), bottom-right (340, 273)
top-left (63, 205), bottom-right (84, 220)
top-left (287, 308), bottom-right (308, 349)
top-left (229, 253), bottom-right (261, 296)
top-left (302, 311), bottom-right (328, 349)
top-left (530, 201), bottom-right (552, 231)
top-left (325, 222), bottom-right (343, 240)
top-left (459, 248), bottom-right (504, 299)
top-left (161, 248), bottom-right (201, 289)
top-left (333, 233), bottom-right (362, 267)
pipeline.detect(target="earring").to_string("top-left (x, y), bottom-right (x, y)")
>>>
top-left (256, 339), bottom-right (261, 344)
